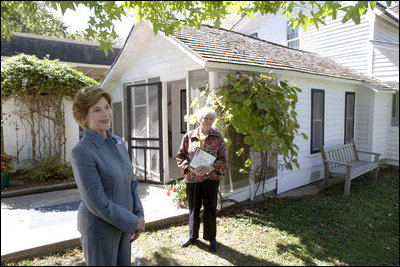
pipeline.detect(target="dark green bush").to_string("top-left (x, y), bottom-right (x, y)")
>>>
top-left (14, 154), bottom-right (73, 183)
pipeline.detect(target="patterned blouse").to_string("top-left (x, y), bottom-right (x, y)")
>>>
top-left (176, 127), bottom-right (226, 183)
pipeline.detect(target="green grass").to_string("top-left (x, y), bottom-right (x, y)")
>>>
top-left (3, 167), bottom-right (398, 266)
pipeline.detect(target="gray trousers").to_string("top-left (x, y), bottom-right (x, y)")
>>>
top-left (81, 231), bottom-right (132, 266)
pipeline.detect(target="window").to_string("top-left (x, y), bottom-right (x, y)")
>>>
top-left (344, 92), bottom-right (355, 144)
top-left (180, 89), bottom-right (187, 133)
top-left (286, 21), bottom-right (299, 49)
top-left (311, 89), bottom-right (325, 154)
top-left (391, 92), bottom-right (399, 127)
top-left (249, 32), bottom-right (258, 38)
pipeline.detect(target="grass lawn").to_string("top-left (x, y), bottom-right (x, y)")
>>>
top-left (4, 166), bottom-right (399, 266)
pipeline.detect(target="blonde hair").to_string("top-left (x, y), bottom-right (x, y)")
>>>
top-left (72, 87), bottom-right (112, 129)
top-left (196, 106), bottom-right (216, 123)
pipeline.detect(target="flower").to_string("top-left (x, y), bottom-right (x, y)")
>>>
top-left (1, 153), bottom-right (16, 174)
top-left (165, 179), bottom-right (188, 209)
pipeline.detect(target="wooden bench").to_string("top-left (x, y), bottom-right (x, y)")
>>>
top-left (320, 140), bottom-right (381, 195)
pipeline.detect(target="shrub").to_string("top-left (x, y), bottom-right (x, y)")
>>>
top-left (165, 179), bottom-right (188, 209)
top-left (13, 154), bottom-right (73, 183)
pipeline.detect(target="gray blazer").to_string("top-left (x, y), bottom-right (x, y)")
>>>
top-left (71, 129), bottom-right (144, 237)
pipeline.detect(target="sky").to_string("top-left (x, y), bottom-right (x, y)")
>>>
top-left (53, 4), bottom-right (135, 45)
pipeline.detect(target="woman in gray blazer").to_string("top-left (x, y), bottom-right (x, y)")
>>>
top-left (71, 87), bottom-right (145, 266)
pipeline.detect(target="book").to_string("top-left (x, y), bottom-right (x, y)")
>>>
top-left (189, 147), bottom-right (216, 170)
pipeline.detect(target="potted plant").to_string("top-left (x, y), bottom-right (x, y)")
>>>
top-left (1, 152), bottom-right (16, 189)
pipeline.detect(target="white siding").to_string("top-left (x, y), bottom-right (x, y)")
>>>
top-left (372, 17), bottom-right (399, 82)
top-left (276, 75), bottom-right (362, 193)
top-left (387, 126), bottom-right (399, 164)
top-left (233, 14), bottom-right (288, 45)
top-left (374, 16), bottom-right (399, 43)
top-left (2, 97), bottom-right (77, 167)
top-left (372, 94), bottom-right (391, 158)
top-left (372, 47), bottom-right (399, 82)
top-left (355, 92), bottom-right (373, 152)
top-left (302, 10), bottom-right (371, 76)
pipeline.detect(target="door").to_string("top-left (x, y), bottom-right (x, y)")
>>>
top-left (127, 81), bottom-right (163, 183)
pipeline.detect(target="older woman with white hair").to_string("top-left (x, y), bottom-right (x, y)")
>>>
top-left (176, 106), bottom-right (226, 252)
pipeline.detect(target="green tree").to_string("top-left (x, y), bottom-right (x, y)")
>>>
top-left (1, 1), bottom-right (393, 56)
top-left (1, 1), bottom-right (68, 39)
top-left (1, 1), bottom-right (121, 46)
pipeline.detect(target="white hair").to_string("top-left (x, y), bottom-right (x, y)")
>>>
top-left (196, 106), bottom-right (216, 123)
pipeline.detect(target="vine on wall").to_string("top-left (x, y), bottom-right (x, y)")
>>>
top-left (1, 53), bottom-right (98, 164)
top-left (202, 72), bottom-right (308, 186)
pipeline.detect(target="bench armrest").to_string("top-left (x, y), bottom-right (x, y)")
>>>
top-left (356, 150), bottom-right (381, 162)
top-left (356, 150), bottom-right (381, 156)
top-left (323, 160), bottom-right (353, 167)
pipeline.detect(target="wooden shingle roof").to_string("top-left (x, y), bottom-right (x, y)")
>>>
top-left (172, 24), bottom-right (396, 90)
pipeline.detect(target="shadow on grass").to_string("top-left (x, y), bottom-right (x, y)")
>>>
top-left (219, 166), bottom-right (399, 266)
top-left (195, 240), bottom-right (278, 266)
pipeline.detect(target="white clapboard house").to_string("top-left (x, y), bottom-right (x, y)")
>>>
top-left (231, 1), bottom-right (399, 167)
top-left (101, 19), bottom-right (396, 203)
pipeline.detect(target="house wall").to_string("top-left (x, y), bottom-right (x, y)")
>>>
top-left (231, 8), bottom-right (399, 167)
top-left (372, 17), bottom-right (399, 82)
top-left (355, 89), bottom-right (374, 153)
top-left (104, 23), bottom-right (203, 103)
top-left (301, 11), bottom-right (371, 76)
top-left (387, 126), bottom-right (399, 164)
top-left (276, 74), bottom-right (369, 193)
top-left (233, 14), bottom-right (287, 45)
top-left (372, 93), bottom-right (392, 158)
top-left (2, 97), bottom-right (77, 166)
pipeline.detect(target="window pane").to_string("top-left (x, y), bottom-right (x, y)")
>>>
top-left (287, 21), bottom-right (299, 40)
top-left (148, 84), bottom-right (159, 138)
top-left (287, 40), bottom-right (299, 49)
top-left (134, 86), bottom-right (146, 105)
top-left (311, 90), bottom-right (324, 153)
top-left (392, 93), bottom-right (399, 127)
top-left (249, 32), bottom-right (258, 38)
top-left (313, 93), bottom-right (323, 120)
top-left (345, 93), bottom-right (355, 144)
top-left (312, 121), bottom-right (323, 149)
top-left (181, 90), bottom-right (187, 133)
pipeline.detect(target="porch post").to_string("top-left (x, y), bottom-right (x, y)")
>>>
top-left (208, 71), bottom-right (218, 91)
top-left (162, 81), bottom-right (169, 184)
top-left (186, 71), bottom-right (194, 131)
top-left (208, 71), bottom-right (223, 131)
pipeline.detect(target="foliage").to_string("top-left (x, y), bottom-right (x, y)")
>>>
top-left (1, 54), bottom-right (98, 163)
top-left (1, 152), bottom-right (17, 174)
top-left (206, 72), bottom-right (307, 173)
top-left (1, 54), bottom-right (99, 98)
top-left (0, 1), bottom-right (121, 45)
top-left (0, 1), bottom-right (67, 40)
top-left (1, 1), bottom-right (393, 56)
top-left (165, 179), bottom-right (188, 209)
top-left (12, 154), bottom-right (73, 183)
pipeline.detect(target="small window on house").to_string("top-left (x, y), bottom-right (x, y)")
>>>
top-left (180, 89), bottom-right (187, 133)
top-left (311, 89), bottom-right (325, 154)
top-left (249, 32), bottom-right (258, 38)
top-left (344, 92), bottom-right (355, 144)
top-left (392, 92), bottom-right (399, 127)
top-left (287, 21), bottom-right (299, 49)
